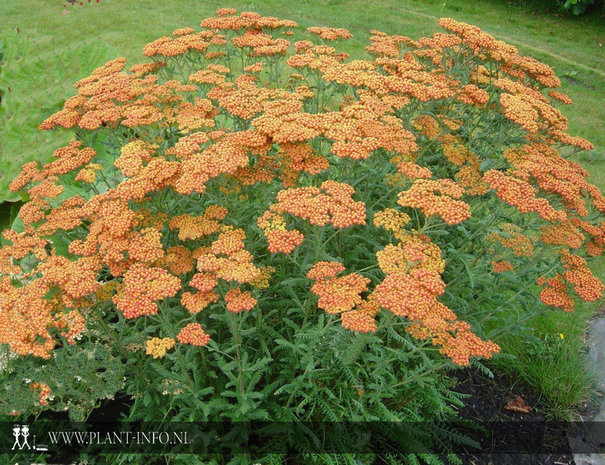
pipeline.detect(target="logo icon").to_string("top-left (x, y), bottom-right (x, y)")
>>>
top-left (11, 425), bottom-right (30, 450)
top-left (10, 424), bottom-right (47, 451)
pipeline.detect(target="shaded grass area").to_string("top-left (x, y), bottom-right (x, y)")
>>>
top-left (488, 300), bottom-right (601, 419)
top-left (1, 0), bottom-right (603, 157)
top-left (1, 0), bottom-right (604, 418)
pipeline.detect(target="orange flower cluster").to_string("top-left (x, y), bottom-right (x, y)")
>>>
top-left (257, 213), bottom-right (305, 254)
top-left (196, 228), bottom-right (261, 282)
top-left (10, 140), bottom-right (96, 193)
top-left (309, 269), bottom-right (369, 314)
top-left (487, 223), bottom-right (534, 257)
top-left (158, 246), bottom-right (196, 275)
top-left (505, 143), bottom-right (603, 218)
top-left (143, 29), bottom-right (214, 58)
top-left (373, 208), bottom-right (411, 240)
top-left (200, 10), bottom-right (297, 33)
top-left (560, 251), bottom-right (604, 302)
top-left (537, 251), bottom-right (604, 312)
top-left (0, 234), bottom-right (101, 357)
top-left (397, 179), bottom-right (471, 225)
top-left (1, 8), bottom-right (602, 375)
top-left (271, 181), bottom-right (366, 228)
top-left (30, 383), bottom-right (52, 406)
top-left (483, 170), bottom-right (566, 222)
top-left (537, 275), bottom-right (574, 312)
top-left (307, 262), bottom-right (370, 313)
top-left (549, 90), bottom-right (572, 105)
top-left (492, 260), bottom-right (514, 273)
top-left (231, 30), bottom-right (290, 57)
top-left (366, 30), bottom-right (417, 57)
top-left (397, 162), bottom-right (432, 179)
top-left (307, 262), bottom-right (372, 329)
top-left (374, 267), bottom-right (499, 366)
top-left (549, 130), bottom-right (594, 151)
top-left (376, 236), bottom-right (445, 275)
top-left (173, 131), bottom-right (267, 195)
top-left (169, 205), bottom-right (228, 241)
top-left (340, 298), bottom-right (380, 333)
top-left (177, 323), bottom-right (211, 347)
top-left (323, 106), bottom-right (418, 160)
top-left (113, 264), bottom-right (181, 318)
top-left (307, 27), bottom-right (353, 41)
top-left (181, 286), bottom-right (219, 314)
top-left (438, 18), bottom-right (560, 87)
top-left (224, 288), bottom-right (257, 313)
top-left (257, 181), bottom-right (365, 253)
top-left (540, 220), bottom-right (585, 250)
top-left (39, 57), bottom-right (197, 131)
top-left (175, 227), bottom-right (262, 314)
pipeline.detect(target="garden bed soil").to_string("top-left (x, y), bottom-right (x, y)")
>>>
top-left (451, 366), bottom-right (577, 465)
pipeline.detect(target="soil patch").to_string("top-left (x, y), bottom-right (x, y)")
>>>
top-left (451, 366), bottom-right (576, 465)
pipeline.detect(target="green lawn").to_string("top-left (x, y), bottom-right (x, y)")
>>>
top-left (1, 0), bottom-right (604, 418)
top-left (1, 0), bottom-right (603, 187)
top-left (1, 0), bottom-right (603, 202)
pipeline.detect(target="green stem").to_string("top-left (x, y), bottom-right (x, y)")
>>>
top-left (229, 311), bottom-right (246, 398)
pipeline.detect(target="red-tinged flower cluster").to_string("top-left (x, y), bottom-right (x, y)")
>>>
top-left (307, 262), bottom-right (370, 313)
top-left (113, 264), bottom-right (181, 318)
top-left (483, 170), bottom-right (566, 222)
top-left (224, 288), bottom-right (257, 313)
top-left (177, 323), bottom-right (211, 347)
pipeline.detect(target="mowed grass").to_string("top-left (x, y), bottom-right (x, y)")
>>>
top-left (1, 0), bottom-right (604, 417)
top-left (1, 0), bottom-right (603, 189)
top-left (2, 0), bottom-right (603, 216)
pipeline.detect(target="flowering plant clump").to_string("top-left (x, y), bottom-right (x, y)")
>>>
top-left (1, 8), bottom-right (603, 462)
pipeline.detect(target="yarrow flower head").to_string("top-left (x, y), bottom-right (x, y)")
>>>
top-left (177, 323), bottom-right (211, 347)
top-left (145, 337), bottom-right (176, 359)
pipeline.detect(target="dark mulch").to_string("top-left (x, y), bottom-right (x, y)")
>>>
top-left (451, 366), bottom-right (576, 465)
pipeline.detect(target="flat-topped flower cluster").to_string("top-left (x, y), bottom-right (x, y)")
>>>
top-left (1, 9), bottom-right (603, 410)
